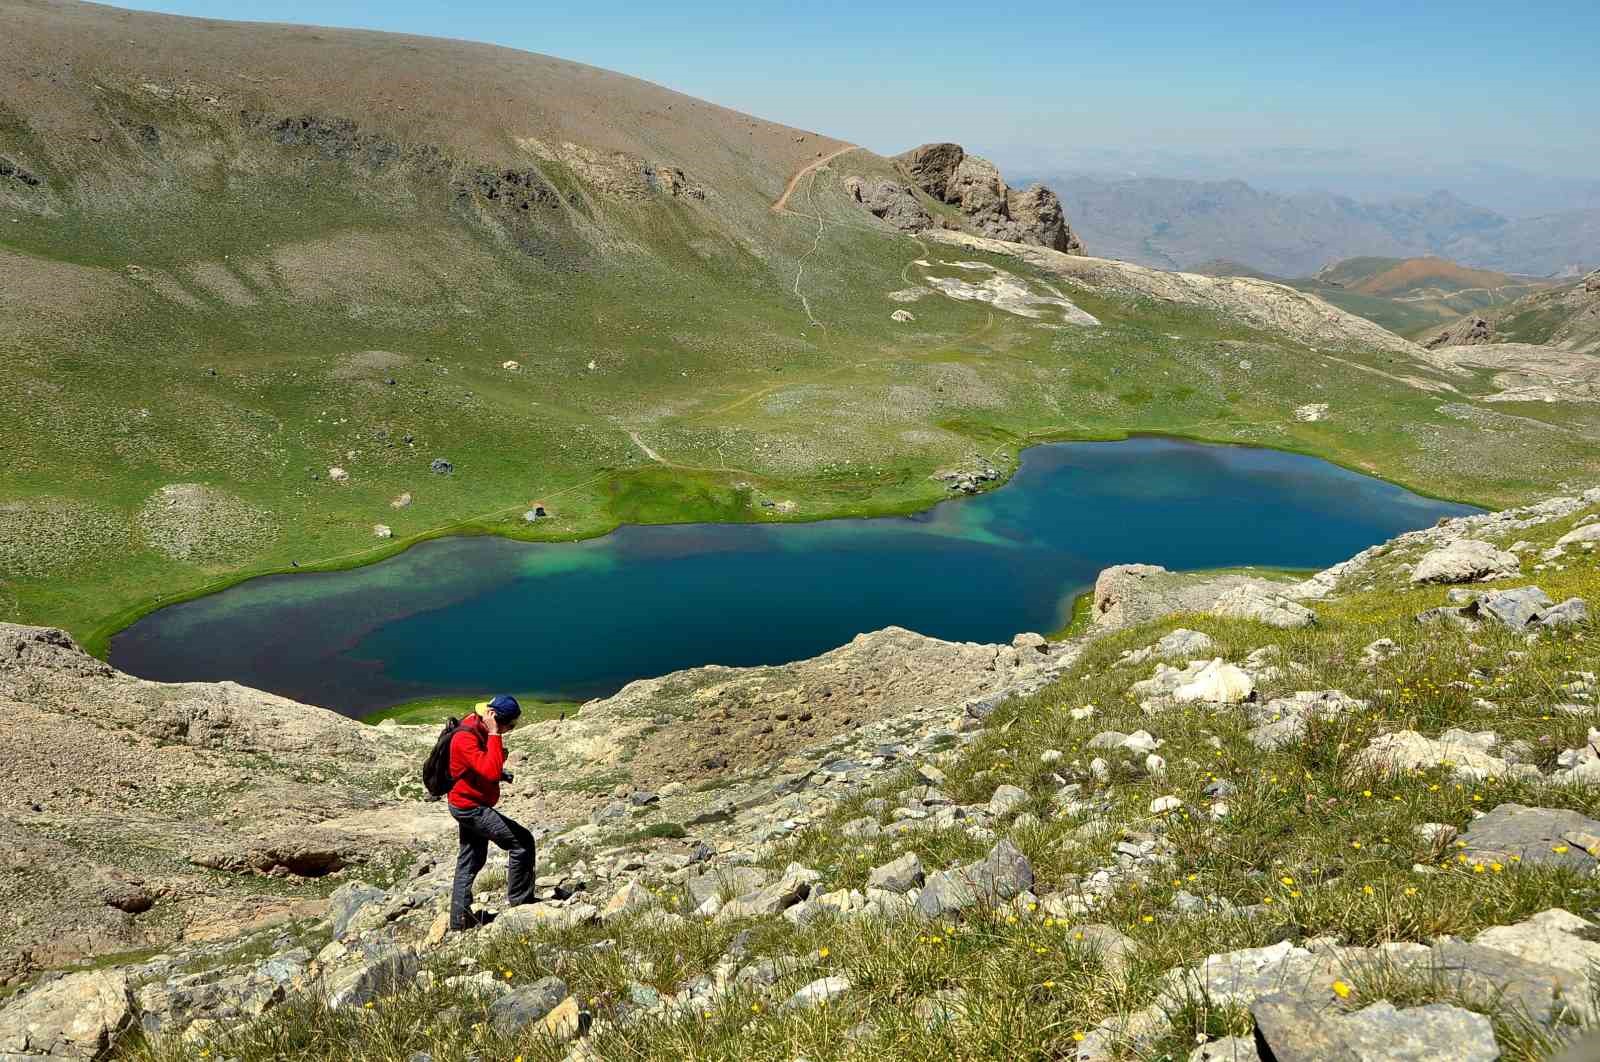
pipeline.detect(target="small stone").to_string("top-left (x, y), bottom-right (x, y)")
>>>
top-left (1174, 659), bottom-right (1256, 703)
top-left (601, 880), bottom-right (653, 921)
top-left (867, 852), bottom-right (924, 894)
top-left (1149, 795), bottom-right (1182, 815)
top-left (488, 976), bottom-right (569, 1034)
top-left (988, 784), bottom-right (1028, 816)
top-left (783, 975), bottom-right (850, 1011)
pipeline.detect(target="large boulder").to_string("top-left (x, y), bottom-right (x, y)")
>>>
top-left (1251, 995), bottom-right (1497, 1062)
top-left (858, 179), bottom-right (931, 232)
top-left (1210, 586), bottom-right (1316, 629)
top-left (894, 142), bottom-right (965, 200)
top-left (322, 942), bottom-right (419, 1009)
top-left (488, 975), bottom-right (569, 1034)
top-left (1003, 184), bottom-right (1083, 254)
top-left (1557, 523), bottom-right (1600, 546)
top-left (1458, 803), bottom-right (1600, 872)
top-left (1091, 565), bottom-right (1288, 630)
top-left (718, 863), bottom-right (820, 920)
top-left (1473, 908), bottom-right (1600, 976)
top-left (0, 970), bottom-right (134, 1058)
top-left (867, 851), bottom-right (924, 893)
top-left (1352, 729), bottom-right (1536, 783)
top-left (1410, 539), bottom-right (1520, 584)
top-left (685, 866), bottom-right (768, 909)
top-left (915, 839), bottom-right (1033, 919)
top-left (1132, 658), bottom-right (1255, 705)
top-left (1246, 691), bottom-right (1361, 751)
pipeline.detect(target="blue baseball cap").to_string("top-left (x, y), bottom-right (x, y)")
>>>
top-left (486, 694), bottom-right (522, 721)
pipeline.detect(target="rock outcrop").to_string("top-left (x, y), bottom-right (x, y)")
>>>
top-left (843, 176), bottom-right (931, 233)
top-left (891, 143), bottom-right (1084, 254)
top-left (1091, 564), bottom-right (1294, 630)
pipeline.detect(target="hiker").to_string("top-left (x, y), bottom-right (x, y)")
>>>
top-left (444, 694), bottom-right (536, 931)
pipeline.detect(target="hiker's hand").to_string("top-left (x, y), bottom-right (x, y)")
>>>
top-left (484, 713), bottom-right (500, 736)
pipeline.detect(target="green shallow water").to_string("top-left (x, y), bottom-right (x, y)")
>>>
top-left (110, 438), bottom-right (1477, 715)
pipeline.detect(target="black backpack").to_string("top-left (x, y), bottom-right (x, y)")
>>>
top-left (422, 717), bottom-right (467, 798)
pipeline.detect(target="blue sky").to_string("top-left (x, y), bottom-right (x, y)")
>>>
top-left (110, 0), bottom-right (1600, 181)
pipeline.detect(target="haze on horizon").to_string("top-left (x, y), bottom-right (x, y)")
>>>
top-left (102, 0), bottom-right (1600, 214)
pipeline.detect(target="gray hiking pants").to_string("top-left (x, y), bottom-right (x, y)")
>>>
top-left (449, 804), bottom-right (535, 930)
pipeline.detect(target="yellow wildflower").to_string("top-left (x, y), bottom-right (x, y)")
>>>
top-left (1332, 979), bottom-right (1352, 999)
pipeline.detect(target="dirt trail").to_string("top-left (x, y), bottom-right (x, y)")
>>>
top-left (771, 145), bottom-right (858, 213)
top-left (628, 430), bottom-right (665, 463)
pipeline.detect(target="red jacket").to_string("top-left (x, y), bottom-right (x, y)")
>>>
top-left (447, 714), bottom-right (506, 810)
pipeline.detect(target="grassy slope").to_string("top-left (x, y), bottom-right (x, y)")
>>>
top-left (1291, 257), bottom-right (1557, 338)
top-left (122, 499), bottom-right (1600, 1062)
top-left (360, 695), bottom-right (579, 727)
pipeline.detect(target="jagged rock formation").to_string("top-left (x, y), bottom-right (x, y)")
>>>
top-left (892, 143), bottom-right (1085, 254)
top-left (1423, 314), bottom-right (1495, 347)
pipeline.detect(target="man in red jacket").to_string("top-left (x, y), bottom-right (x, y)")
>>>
top-left (448, 694), bottom-right (535, 931)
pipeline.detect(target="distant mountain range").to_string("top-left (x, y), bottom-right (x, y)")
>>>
top-left (1024, 175), bottom-right (1600, 278)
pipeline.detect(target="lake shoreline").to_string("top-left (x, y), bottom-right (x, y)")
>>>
top-left (107, 437), bottom-right (1481, 716)
top-left (81, 427), bottom-right (1489, 661)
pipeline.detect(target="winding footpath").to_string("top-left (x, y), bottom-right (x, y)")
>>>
top-left (770, 144), bottom-right (858, 214)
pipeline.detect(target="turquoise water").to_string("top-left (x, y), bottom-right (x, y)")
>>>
top-left (110, 438), bottom-right (1477, 716)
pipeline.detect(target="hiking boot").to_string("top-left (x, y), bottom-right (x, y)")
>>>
top-left (450, 908), bottom-right (497, 932)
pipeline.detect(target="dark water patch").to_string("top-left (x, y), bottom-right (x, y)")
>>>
top-left (111, 439), bottom-right (1477, 715)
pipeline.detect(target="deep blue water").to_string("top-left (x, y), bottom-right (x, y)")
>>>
top-left (109, 438), bottom-right (1477, 716)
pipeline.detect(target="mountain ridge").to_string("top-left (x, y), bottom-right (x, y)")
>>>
top-left (1033, 173), bottom-right (1600, 277)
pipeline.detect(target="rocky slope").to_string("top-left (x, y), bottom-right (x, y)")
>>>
top-left (1422, 270), bottom-right (1600, 355)
top-left (4, 487), bottom-right (1600, 1059)
top-left (925, 229), bottom-right (1422, 354)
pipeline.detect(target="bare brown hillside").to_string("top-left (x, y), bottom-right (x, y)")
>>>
top-left (3, 0), bottom-right (844, 188)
